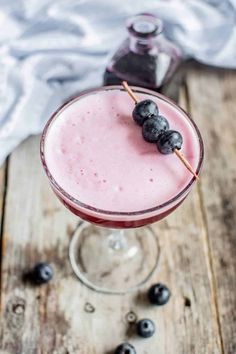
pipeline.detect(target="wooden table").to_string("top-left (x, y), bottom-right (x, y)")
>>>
top-left (0, 65), bottom-right (235, 354)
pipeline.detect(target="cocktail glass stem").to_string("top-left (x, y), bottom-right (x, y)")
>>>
top-left (108, 229), bottom-right (127, 250)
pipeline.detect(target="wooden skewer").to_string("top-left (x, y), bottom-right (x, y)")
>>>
top-left (174, 149), bottom-right (199, 180)
top-left (122, 81), bottom-right (139, 104)
top-left (122, 81), bottom-right (199, 180)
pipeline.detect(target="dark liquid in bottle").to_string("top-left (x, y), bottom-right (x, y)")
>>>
top-left (103, 70), bottom-right (165, 93)
top-left (104, 51), bottom-right (163, 91)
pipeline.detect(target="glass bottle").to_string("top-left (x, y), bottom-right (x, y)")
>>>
top-left (103, 13), bottom-right (182, 93)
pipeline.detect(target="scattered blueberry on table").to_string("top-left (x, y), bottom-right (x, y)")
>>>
top-left (31, 262), bottom-right (53, 285)
top-left (137, 318), bottom-right (155, 338)
top-left (114, 342), bottom-right (136, 354)
top-left (148, 283), bottom-right (171, 306)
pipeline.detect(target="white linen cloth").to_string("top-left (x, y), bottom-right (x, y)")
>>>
top-left (0, 0), bottom-right (235, 165)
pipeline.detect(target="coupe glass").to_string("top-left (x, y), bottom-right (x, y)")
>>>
top-left (40, 86), bottom-right (204, 294)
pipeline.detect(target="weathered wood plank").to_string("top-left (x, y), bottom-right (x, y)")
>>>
top-left (0, 85), bottom-right (222, 354)
top-left (0, 136), bottom-right (79, 353)
top-left (187, 66), bottom-right (236, 354)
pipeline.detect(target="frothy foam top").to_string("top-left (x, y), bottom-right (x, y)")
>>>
top-left (44, 89), bottom-right (201, 212)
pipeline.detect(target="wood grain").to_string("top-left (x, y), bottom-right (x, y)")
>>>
top-left (0, 163), bottom-right (6, 234)
top-left (0, 162), bottom-right (7, 312)
top-left (187, 66), bottom-right (236, 354)
top-left (0, 80), bottom-right (224, 353)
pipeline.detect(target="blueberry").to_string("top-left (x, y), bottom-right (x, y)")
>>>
top-left (137, 318), bottom-right (155, 338)
top-left (114, 343), bottom-right (136, 354)
top-left (132, 99), bottom-right (159, 126)
top-left (157, 130), bottom-right (183, 154)
top-left (142, 115), bottom-right (169, 143)
top-left (32, 263), bottom-right (53, 285)
top-left (148, 283), bottom-right (171, 306)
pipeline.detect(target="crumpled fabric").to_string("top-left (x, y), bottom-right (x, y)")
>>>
top-left (0, 0), bottom-right (235, 165)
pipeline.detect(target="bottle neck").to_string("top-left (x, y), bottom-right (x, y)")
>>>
top-left (127, 14), bottom-right (163, 55)
top-left (129, 35), bottom-right (158, 55)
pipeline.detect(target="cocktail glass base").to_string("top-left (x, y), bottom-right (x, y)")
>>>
top-left (69, 222), bottom-right (160, 294)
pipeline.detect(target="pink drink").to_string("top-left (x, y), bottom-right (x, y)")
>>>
top-left (41, 86), bottom-right (203, 228)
